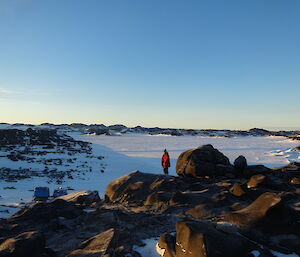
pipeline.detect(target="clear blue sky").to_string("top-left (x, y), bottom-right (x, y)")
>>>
top-left (0, 0), bottom-right (299, 130)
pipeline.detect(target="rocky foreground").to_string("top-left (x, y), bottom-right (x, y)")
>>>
top-left (0, 145), bottom-right (300, 257)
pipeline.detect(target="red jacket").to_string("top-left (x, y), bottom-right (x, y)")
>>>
top-left (161, 153), bottom-right (170, 168)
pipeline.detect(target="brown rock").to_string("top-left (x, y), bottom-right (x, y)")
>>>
top-left (176, 145), bottom-right (230, 178)
top-left (291, 177), bottom-right (300, 185)
top-left (57, 190), bottom-right (100, 205)
top-left (0, 231), bottom-right (48, 257)
top-left (229, 183), bottom-right (246, 197)
top-left (157, 233), bottom-right (176, 257)
top-left (174, 221), bottom-right (255, 257)
top-left (68, 229), bottom-right (115, 256)
top-left (223, 192), bottom-right (281, 227)
top-left (247, 174), bottom-right (266, 188)
top-left (185, 204), bottom-right (212, 219)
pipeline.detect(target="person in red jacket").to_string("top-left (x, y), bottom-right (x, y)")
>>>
top-left (161, 149), bottom-right (170, 175)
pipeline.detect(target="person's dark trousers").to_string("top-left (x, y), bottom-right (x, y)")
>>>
top-left (163, 168), bottom-right (169, 175)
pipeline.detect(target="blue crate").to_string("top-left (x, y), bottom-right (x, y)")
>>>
top-left (33, 187), bottom-right (50, 198)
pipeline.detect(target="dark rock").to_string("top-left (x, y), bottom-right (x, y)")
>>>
top-left (185, 204), bottom-right (213, 219)
top-left (105, 171), bottom-right (189, 204)
top-left (108, 124), bottom-right (127, 131)
top-left (249, 128), bottom-right (272, 136)
top-left (0, 231), bottom-right (53, 257)
top-left (229, 183), bottom-right (246, 197)
top-left (57, 190), bottom-right (100, 206)
top-left (174, 220), bottom-right (256, 257)
top-left (176, 145), bottom-right (230, 177)
top-left (157, 232), bottom-right (176, 257)
top-left (144, 192), bottom-right (173, 206)
top-left (247, 174), bottom-right (287, 191)
top-left (291, 177), bottom-right (300, 185)
top-left (243, 165), bottom-right (271, 178)
top-left (68, 228), bottom-right (118, 256)
top-left (169, 191), bottom-right (211, 207)
top-left (9, 199), bottom-right (83, 223)
top-left (234, 155), bottom-right (247, 174)
top-left (88, 128), bottom-right (109, 135)
top-left (247, 174), bottom-right (266, 188)
top-left (222, 192), bottom-right (282, 227)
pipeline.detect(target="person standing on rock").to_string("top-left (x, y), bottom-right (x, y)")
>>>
top-left (161, 149), bottom-right (170, 175)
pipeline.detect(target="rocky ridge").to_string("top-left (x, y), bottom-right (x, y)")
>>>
top-left (1, 123), bottom-right (299, 139)
top-left (0, 145), bottom-right (299, 257)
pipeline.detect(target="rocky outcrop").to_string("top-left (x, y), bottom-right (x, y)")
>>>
top-left (176, 145), bottom-right (232, 177)
top-left (105, 171), bottom-right (189, 204)
top-left (1, 146), bottom-right (300, 257)
top-left (158, 220), bottom-right (256, 257)
top-left (103, 155), bottom-right (300, 256)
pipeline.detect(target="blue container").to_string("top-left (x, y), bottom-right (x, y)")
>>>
top-left (34, 187), bottom-right (50, 199)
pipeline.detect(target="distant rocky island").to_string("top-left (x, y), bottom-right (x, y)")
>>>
top-left (1, 122), bottom-right (300, 140)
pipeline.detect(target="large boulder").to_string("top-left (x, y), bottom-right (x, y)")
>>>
top-left (105, 171), bottom-right (188, 204)
top-left (233, 155), bottom-right (247, 174)
top-left (158, 220), bottom-right (256, 257)
top-left (176, 145), bottom-right (231, 177)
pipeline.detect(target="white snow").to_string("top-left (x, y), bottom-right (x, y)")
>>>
top-left (270, 250), bottom-right (299, 257)
top-left (75, 133), bottom-right (300, 171)
top-left (251, 250), bottom-right (260, 257)
top-left (133, 238), bottom-right (162, 257)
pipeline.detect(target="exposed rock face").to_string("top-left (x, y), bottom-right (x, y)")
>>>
top-left (176, 145), bottom-right (231, 177)
top-left (68, 228), bottom-right (131, 257)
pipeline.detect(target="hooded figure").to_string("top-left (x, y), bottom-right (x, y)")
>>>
top-left (161, 149), bottom-right (170, 175)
